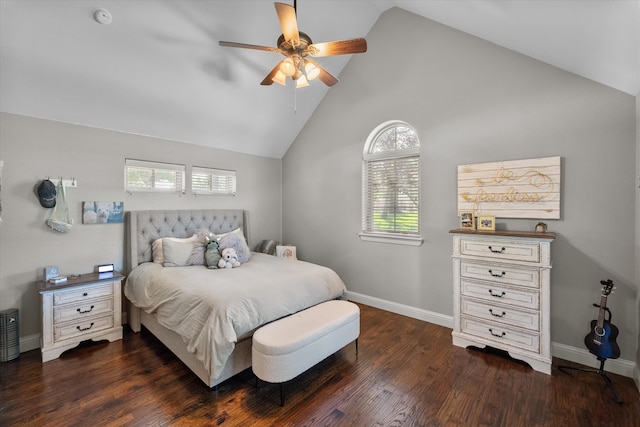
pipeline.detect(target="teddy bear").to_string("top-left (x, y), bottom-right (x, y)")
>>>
top-left (204, 236), bottom-right (221, 269)
top-left (218, 247), bottom-right (241, 269)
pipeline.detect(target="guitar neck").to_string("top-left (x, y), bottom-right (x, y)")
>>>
top-left (595, 293), bottom-right (609, 333)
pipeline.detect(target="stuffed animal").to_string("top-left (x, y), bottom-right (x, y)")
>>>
top-left (204, 237), bottom-right (221, 269)
top-left (218, 247), bottom-right (241, 269)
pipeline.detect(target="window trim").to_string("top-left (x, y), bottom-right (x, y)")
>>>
top-left (360, 120), bottom-right (423, 246)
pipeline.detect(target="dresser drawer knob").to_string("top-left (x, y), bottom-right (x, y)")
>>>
top-left (83, 292), bottom-right (88, 297)
top-left (77, 305), bottom-right (94, 314)
top-left (77, 322), bottom-right (95, 331)
top-left (488, 246), bottom-right (505, 253)
top-left (488, 289), bottom-right (505, 298)
top-left (488, 269), bottom-right (506, 278)
top-left (489, 328), bottom-right (506, 338)
top-left (489, 309), bottom-right (506, 318)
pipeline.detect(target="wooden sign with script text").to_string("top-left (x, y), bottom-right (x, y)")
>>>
top-left (457, 156), bottom-right (561, 219)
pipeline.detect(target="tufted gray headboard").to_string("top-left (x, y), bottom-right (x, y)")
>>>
top-left (125, 209), bottom-right (249, 273)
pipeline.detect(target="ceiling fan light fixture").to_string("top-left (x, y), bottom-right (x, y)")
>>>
top-left (304, 61), bottom-right (320, 80)
top-left (279, 57), bottom-right (296, 76)
top-left (219, 2), bottom-right (366, 89)
top-left (296, 75), bottom-right (310, 88)
top-left (272, 70), bottom-right (287, 86)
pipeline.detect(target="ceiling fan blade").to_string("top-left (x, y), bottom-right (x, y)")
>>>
top-left (219, 41), bottom-right (281, 54)
top-left (260, 62), bottom-right (283, 85)
top-left (306, 58), bottom-right (338, 87)
top-left (307, 38), bottom-right (367, 57)
top-left (275, 2), bottom-right (300, 46)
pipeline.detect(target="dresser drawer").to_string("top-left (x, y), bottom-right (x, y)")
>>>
top-left (461, 317), bottom-right (540, 353)
top-left (53, 314), bottom-right (114, 343)
top-left (53, 283), bottom-right (113, 306)
top-left (460, 237), bottom-right (540, 263)
top-left (461, 260), bottom-right (539, 289)
top-left (460, 297), bottom-right (539, 331)
top-left (461, 279), bottom-right (539, 309)
top-left (53, 298), bottom-right (114, 324)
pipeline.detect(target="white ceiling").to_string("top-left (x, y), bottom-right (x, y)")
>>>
top-left (1, 0), bottom-right (638, 159)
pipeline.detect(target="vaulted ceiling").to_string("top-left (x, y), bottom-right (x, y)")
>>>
top-left (1, 0), bottom-right (638, 159)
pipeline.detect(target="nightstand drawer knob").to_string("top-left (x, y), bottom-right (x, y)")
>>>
top-left (489, 309), bottom-right (506, 318)
top-left (76, 305), bottom-right (94, 314)
top-left (488, 269), bottom-right (506, 278)
top-left (488, 246), bottom-right (505, 253)
top-left (489, 328), bottom-right (506, 338)
top-left (76, 322), bottom-right (94, 332)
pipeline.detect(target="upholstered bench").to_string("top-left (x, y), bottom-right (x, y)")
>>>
top-left (252, 300), bottom-right (360, 405)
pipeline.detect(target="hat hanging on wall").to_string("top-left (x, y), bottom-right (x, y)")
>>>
top-left (37, 179), bottom-right (56, 208)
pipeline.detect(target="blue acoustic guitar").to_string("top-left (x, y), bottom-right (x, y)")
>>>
top-left (584, 280), bottom-right (620, 360)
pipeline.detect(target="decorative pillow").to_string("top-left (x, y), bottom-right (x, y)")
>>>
top-left (186, 244), bottom-right (206, 266)
top-left (186, 229), bottom-right (215, 266)
top-left (216, 227), bottom-right (243, 239)
top-left (162, 238), bottom-right (201, 267)
top-left (152, 230), bottom-right (211, 264)
top-left (218, 229), bottom-right (251, 263)
top-left (152, 238), bottom-right (165, 263)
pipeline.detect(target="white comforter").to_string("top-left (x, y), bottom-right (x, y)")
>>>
top-left (124, 253), bottom-right (347, 378)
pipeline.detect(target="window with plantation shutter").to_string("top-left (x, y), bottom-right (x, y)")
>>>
top-left (360, 121), bottom-right (423, 246)
top-left (124, 159), bottom-right (185, 193)
top-left (191, 167), bottom-right (236, 195)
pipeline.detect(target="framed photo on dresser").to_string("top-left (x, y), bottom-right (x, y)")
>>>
top-left (459, 212), bottom-right (475, 229)
top-left (477, 215), bottom-right (495, 231)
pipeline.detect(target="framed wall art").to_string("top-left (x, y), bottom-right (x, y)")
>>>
top-left (82, 201), bottom-right (124, 224)
top-left (457, 156), bottom-right (560, 219)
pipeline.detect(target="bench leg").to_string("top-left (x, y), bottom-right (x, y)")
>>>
top-left (280, 383), bottom-right (285, 407)
top-left (355, 338), bottom-right (359, 356)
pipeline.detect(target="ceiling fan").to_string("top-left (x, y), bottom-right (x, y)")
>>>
top-left (219, 1), bottom-right (367, 88)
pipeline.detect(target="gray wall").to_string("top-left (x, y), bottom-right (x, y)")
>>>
top-left (282, 8), bottom-right (638, 363)
top-left (0, 113), bottom-right (282, 340)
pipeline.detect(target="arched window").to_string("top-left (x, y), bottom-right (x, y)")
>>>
top-left (360, 121), bottom-right (422, 245)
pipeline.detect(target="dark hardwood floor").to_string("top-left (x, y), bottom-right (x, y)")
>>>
top-left (1, 303), bottom-right (638, 426)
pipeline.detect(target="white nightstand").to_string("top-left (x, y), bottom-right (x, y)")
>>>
top-left (37, 271), bottom-right (124, 362)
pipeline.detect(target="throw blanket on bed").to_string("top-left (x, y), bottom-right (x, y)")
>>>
top-left (124, 253), bottom-right (347, 378)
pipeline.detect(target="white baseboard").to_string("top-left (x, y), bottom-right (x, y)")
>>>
top-left (19, 333), bottom-right (40, 353)
top-left (347, 291), bottom-right (637, 380)
top-left (551, 342), bottom-right (636, 378)
top-left (347, 291), bottom-right (454, 329)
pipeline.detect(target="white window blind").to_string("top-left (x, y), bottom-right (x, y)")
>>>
top-left (192, 167), bottom-right (236, 195)
top-left (361, 121), bottom-right (421, 241)
top-left (124, 159), bottom-right (185, 193)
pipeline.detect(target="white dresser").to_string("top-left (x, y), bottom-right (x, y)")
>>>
top-left (38, 272), bottom-right (123, 362)
top-left (450, 229), bottom-right (555, 374)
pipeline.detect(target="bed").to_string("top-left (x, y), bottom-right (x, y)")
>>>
top-left (124, 209), bottom-right (347, 388)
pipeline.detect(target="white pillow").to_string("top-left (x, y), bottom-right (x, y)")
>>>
top-left (216, 227), bottom-right (243, 239)
top-left (162, 238), bottom-right (202, 267)
top-left (152, 235), bottom-right (199, 264)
